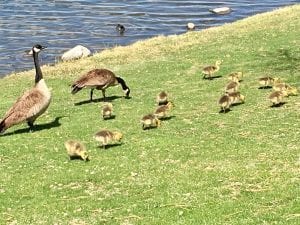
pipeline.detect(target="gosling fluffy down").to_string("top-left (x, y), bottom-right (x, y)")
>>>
top-left (218, 94), bottom-right (231, 112)
top-left (65, 140), bottom-right (89, 161)
top-left (102, 102), bottom-right (114, 119)
top-left (156, 91), bottom-right (169, 105)
top-left (94, 129), bottom-right (123, 148)
top-left (154, 102), bottom-right (173, 119)
top-left (268, 90), bottom-right (288, 106)
top-left (141, 114), bottom-right (161, 130)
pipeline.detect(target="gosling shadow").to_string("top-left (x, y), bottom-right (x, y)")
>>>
top-left (1, 116), bottom-right (63, 137)
top-left (270, 102), bottom-right (286, 108)
top-left (69, 156), bottom-right (90, 161)
top-left (98, 143), bottom-right (123, 149)
top-left (160, 115), bottom-right (176, 121)
top-left (219, 108), bottom-right (231, 114)
top-left (258, 86), bottom-right (272, 90)
top-left (103, 115), bottom-right (116, 120)
top-left (231, 102), bottom-right (245, 107)
top-left (203, 75), bottom-right (222, 80)
top-left (74, 95), bottom-right (122, 106)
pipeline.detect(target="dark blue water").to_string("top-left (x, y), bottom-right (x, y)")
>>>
top-left (0, 0), bottom-right (299, 77)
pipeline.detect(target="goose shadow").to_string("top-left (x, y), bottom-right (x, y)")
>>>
top-left (258, 86), bottom-right (272, 90)
top-left (1, 116), bottom-right (63, 137)
top-left (203, 75), bottom-right (222, 80)
top-left (97, 143), bottom-right (123, 149)
top-left (270, 102), bottom-right (286, 108)
top-left (74, 95), bottom-right (125, 106)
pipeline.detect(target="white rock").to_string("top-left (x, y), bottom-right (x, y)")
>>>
top-left (209, 7), bottom-right (232, 15)
top-left (61, 45), bottom-right (91, 61)
top-left (186, 22), bottom-right (195, 30)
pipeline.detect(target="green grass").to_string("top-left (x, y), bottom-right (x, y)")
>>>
top-left (0, 5), bottom-right (300, 225)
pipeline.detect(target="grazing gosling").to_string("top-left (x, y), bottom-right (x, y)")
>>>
top-left (273, 82), bottom-right (289, 92)
top-left (65, 140), bottom-right (89, 161)
top-left (225, 80), bottom-right (240, 93)
top-left (156, 91), bottom-right (169, 105)
top-left (94, 130), bottom-right (123, 149)
top-left (228, 72), bottom-right (243, 82)
top-left (287, 86), bottom-right (298, 96)
top-left (102, 102), bottom-right (113, 119)
top-left (154, 102), bottom-right (174, 119)
top-left (258, 77), bottom-right (280, 88)
top-left (218, 94), bottom-right (231, 113)
top-left (202, 60), bottom-right (222, 79)
top-left (227, 92), bottom-right (245, 104)
top-left (141, 114), bottom-right (161, 130)
top-left (268, 90), bottom-right (288, 106)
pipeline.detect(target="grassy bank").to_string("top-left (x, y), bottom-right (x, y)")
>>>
top-left (0, 5), bottom-right (300, 225)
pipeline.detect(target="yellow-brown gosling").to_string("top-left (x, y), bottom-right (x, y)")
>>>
top-left (218, 94), bottom-right (231, 113)
top-left (227, 92), bottom-right (245, 105)
top-left (102, 102), bottom-right (114, 119)
top-left (71, 68), bottom-right (130, 101)
top-left (0, 44), bottom-right (51, 133)
top-left (273, 82), bottom-right (289, 92)
top-left (65, 140), bottom-right (89, 161)
top-left (154, 102), bottom-right (174, 119)
top-left (141, 114), bottom-right (161, 130)
top-left (286, 86), bottom-right (298, 96)
top-left (268, 90), bottom-right (288, 106)
top-left (202, 60), bottom-right (222, 79)
top-left (94, 130), bottom-right (123, 149)
top-left (228, 72), bottom-right (243, 82)
top-left (156, 91), bottom-right (169, 105)
top-left (225, 80), bottom-right (240, 93)
top-left (258, 76), bottom-right (280, 88)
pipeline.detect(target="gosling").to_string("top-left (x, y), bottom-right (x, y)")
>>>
top-left (156, 91), bottom-right (169, 105)
top-left (259, 76), bottom-right (280, 88)
top-left (202, 60), bottom-right (222, 79)
top-left (225, 80), bottom-right (239, 93)
top-left (228, 72), bottom-right (243, 82)
top-left (94, 130), bottom-right (123, 149)
top-left (154, 102), bottom-right (174, 119)
top-left (64, 140), bottom-right (89, 161)
top-left (287, 86), bottom-right (298, 96)
top-left (268, 90), bottom-right (288, 106)
top-left (218, 94), bottom-right (231, 113)
top-left (227, 92), bottom-right (245, 105)
top-left (102, 102), bottom-right (114, 120)
top-left (141, 114), bottom-right (161, 130)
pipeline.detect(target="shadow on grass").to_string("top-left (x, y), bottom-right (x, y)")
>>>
top-left (69, 156), bottom-right (90, 162)
top-left (74, 95), bottom-right (131, 106)
top-left (160, 115), bottom-right (176, 121)
top-left (219, 108), bottom-right (231, 114)
top-left (203, 75), bottom-right (222, 80)
top-left (1, 117), bottom-right (63, 137)
top-left (270, 102), bottom-right (286, 108)
top-left (231, 102), bottom-right (245, 107)
top-left (258, 86), bottom-right (272, 90)
top-left (103, 115), bottom-right (116, 120)
top-left (97, 143), bottom-right (123, 149)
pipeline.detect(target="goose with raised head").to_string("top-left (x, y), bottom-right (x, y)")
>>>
top-left (202, 60), bottom-right (222, 79)
top-left (0, 44), bottom-right (51, 133)
top-left (71, 68), bottom-right (130, 101)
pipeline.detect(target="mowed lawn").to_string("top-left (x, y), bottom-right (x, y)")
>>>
top-left (0, 5), bottom-right (299, 225)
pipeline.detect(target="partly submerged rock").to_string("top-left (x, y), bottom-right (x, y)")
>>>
top-left (186, 22), bottom-right (196, 30)
top-left (61, 45), bottom-right (91, 61)
top-left (209, 7), bottom-right (232, 15)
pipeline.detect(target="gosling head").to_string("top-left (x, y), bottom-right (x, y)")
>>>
top-left (79, 151), bottom-right (89, 161)
top-left (215, 60), bottom-right (222, 66)
top-left (113, 131), bottom-right (123, 141)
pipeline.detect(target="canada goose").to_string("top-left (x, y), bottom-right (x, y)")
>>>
top-left (227, 92), bottom-right (245, 104)
top-left (268, 90), bottom-right (288, 106)
top-left (258, 77), bottom-right (280, 88)
top-left (94, 129), bottom-right (123, 149)
top-left (228, 72), bottom-right (243, 82)
top-left (202, 60), bottom-right (222, 79)
top-left (218, 94), bottom-right (231, 113)
top-left (141, 114), bottom-right (161, 130)
top-left (186, 22), bottom-right (195, 30)
top-left (154, 102), bottom-right (174, 119)
top-left (71, 68), bottom-right (130, 101)
top-left (225, 81), bottom-right (239, 93)
top-left (102, 102), bottom-right (114, 119)
top-left (65, 140), bottom-right (89, 161)
top-left (116, 24), bottom-right (125, 34)
top-left (0, 44), bottom-right (51, 133)
top-left (156, 91), bottom-right (169, 105)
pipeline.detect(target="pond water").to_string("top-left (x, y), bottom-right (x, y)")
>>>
top-left (0, 0), bottom-right (299, 77)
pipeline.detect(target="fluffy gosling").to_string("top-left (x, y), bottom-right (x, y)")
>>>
top-left (225, 81), bottom-right (239, 93)
top-left (218, 94), bottom-right (231, 113)
top-left (228, 72), bottom-right (243, 82)
top-left (202, 60), bottom-right (222, 79)
top-left (156, 91), bottom-right (169, 105)
top-left (259, 76), bottom-right (280, 88)
top-left (268, 90), bottom-right (288, 106)
top-left (287, 86), bottom-right (298, 96)
top-left (227, 92), bottom-right (245, 105)
top-left (154, 102), bottom-right (174, 119)
top-left (102, 102), bottom-right (114, 119)
top-left (64, 140), bottom-right (89, 161)
top-left (141, 114), bottom-right (161, 130)
top-left (94, 130), bottom-right (123, 149)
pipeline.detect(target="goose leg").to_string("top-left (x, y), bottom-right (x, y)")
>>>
top-left (27, 121), bottom-right (34, 132)
top-left (102, 90), bottom-right (106, 101)
top-left (90, 89), bottom-right (94, 101)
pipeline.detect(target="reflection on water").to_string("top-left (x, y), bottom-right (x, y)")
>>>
top-left (0, 0), bottom-right (298, 76)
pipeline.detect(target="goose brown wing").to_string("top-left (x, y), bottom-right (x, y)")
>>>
top-left (3, 89), bottom-right (44, 124)
top-left (73, 69), bottom-right (116, 88)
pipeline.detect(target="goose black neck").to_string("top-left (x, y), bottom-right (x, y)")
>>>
top-left (33, 51), bottom-right (43, 83)
top-left (116, 76), bottom-right (128, 90)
